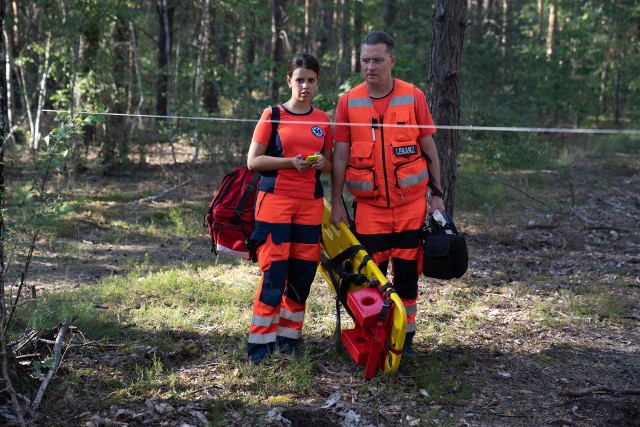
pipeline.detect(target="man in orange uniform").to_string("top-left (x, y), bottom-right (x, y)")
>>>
top-left (330, 31), bottom-right (445, 360)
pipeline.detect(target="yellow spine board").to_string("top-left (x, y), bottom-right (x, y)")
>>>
top-left (318, 199), bottom-right (406, 372)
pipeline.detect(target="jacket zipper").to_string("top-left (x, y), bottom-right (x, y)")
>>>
top-left (378, 116), bottom-right (391, 207)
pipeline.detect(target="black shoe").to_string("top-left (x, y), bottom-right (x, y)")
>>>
top-left (403, 331), bottom-right (417, 362)
top-left (277, 337), bottom-right (300, 356)
top-left (403, 344), bottom-right (417, 362)
top-left (248, 342), bottom-right (275, 365)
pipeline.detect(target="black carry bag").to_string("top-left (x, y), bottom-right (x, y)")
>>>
top-left (422, 211), bottom-right (468, 280)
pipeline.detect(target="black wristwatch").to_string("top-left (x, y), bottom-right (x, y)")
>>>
top-left (431, 187), bottom-right (444, 198)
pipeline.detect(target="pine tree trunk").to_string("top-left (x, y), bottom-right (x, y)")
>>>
top-left (270, 0), bottom-right (286, 103)
top-left (204, 4), bottom-right (221, 113)
top-left (1, 2), bottom-right (26, 421)
top-left (353, 0), bottom-right (362, 73)
top-left (0, 0), bottom-right (7, 344)
top-left (316, 0), bottom-right (334, 61)
top-left (383, 0), bottom-right (395, 32)
top-left (156, 0), bottom-right (174, 117)
top-left (427, 0), bottom-right (467, 216)
top-left (338, 0), bottom-right (350, 83)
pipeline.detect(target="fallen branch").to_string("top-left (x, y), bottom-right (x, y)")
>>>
top-left (31, 321), bottom-right (71, 410)
top-left (580, 225), bottom-right (631, 232)
top-left (561, 385), bottom-right (640, 397)
top-left (183, 384), bottom-right (223, 397)
top-left (524, 224), bottom-right (559, 230)
top-left (130, 179), bottom-right (192, 204)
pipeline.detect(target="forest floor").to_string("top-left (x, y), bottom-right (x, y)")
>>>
top-left (4, 142), bottom-right (640, 426)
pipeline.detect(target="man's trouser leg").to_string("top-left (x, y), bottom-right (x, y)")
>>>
top-left (354, 197), bottom-right (426, 334)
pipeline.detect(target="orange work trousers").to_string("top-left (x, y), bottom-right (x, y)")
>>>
top-left (247, 191), bottom-right (323, 362)
top-left (353, 196), bottom-right (426, 333)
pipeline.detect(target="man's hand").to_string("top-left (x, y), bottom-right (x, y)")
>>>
top-left (330, 204), bottom-right (349, 230)
top-left (429, 195), bottom-right (446, 214)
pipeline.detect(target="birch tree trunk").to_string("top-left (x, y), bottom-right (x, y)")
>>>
top-left (427, 0), bottom-right (467, 216)
top-left (32, 34), bottom-right (52, 150)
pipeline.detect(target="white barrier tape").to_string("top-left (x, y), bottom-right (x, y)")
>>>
top-left (41, 109), bottom-right (640, 135)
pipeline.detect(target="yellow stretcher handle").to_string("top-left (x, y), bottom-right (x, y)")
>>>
top-left (318, 199), bottom-right (406, 372)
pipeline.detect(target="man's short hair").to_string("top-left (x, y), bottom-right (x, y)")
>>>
top-left (360, 31), bottom-right (395, 56)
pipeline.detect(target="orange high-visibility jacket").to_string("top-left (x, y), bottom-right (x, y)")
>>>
top-left (344, 80), bottom-right (429, 207)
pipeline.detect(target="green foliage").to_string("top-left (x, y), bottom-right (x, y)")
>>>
top-left (11, 0), bottom-right (639, 172)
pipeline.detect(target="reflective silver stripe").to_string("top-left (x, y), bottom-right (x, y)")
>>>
top-left (346, 180), bottom-right (372, 191)
top-left (389, 95), bottom-right (414, 106)
top-left (400, 169), bottom-right (428, 188)
top-left (277, 326), bottom-right (302, 339)
top-left (248, 332), bottom-right (277, 344)
top-left (252, 314), bottom-right (279, 327)
top-left (280, 308), bottom-right (305, 322)
top-left (404, 303), bottom-right (417, 316)
top-left (406, 322), bottom-right (416, 333)
top-left (348, 97), bottom-right (373, 108)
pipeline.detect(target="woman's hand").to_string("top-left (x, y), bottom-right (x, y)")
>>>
top-left (293, 153), bottom-right (324, 172)
top-left (309, 153), bottom-right (325, 171)
top-left (293, 154), bottom-right (311, 172)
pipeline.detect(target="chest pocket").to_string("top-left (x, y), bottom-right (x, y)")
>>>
top-left (349, 140), bottom-right (375, 168)
top-left (394, 110), bottom-right (419, 142)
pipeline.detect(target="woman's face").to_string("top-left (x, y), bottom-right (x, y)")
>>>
top-left (287, 67), bottom-right (318, 103)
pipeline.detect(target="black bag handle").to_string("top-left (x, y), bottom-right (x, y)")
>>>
top-left (233, 171), bottom-right (261, 219)
top-left (421, 150), bottom-right (444, 198)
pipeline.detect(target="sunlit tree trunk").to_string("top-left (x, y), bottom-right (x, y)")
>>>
top-left (31, 34), bottom-right (51, 150)
top-left (537, 0), bottom-right (544, 43)
top-left (546, 0), bottom-right (557, 59)
top-left (2, 27), bottom-right (12, 137)
top-left (427, 0), bottom-right (467, 216)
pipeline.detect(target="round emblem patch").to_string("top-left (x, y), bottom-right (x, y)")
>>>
top-left (311, 126), bottom-right (324, 138)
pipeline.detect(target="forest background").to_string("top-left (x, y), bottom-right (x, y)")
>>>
top-left (1, 0), bottom-right (639, 426)
top-left (8, 0), bottom-right (640, 167)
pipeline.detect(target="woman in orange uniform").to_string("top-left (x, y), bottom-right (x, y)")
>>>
top-left (246, 53), bottom-right (333, 364)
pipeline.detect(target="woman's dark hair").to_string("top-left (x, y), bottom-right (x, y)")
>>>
top-left (287, 52), bottom-right (320, 77)
top-left (360, 31), bottom-right (395, 56)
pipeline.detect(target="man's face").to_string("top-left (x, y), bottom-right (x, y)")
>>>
top-left (360, 43), bottom-right (395, 85)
